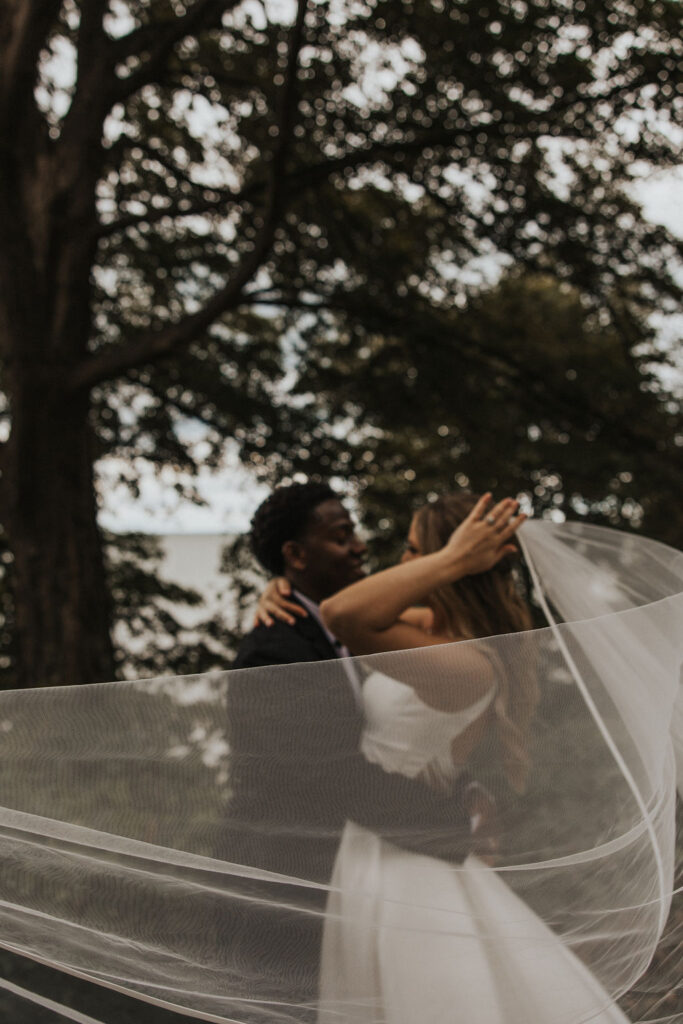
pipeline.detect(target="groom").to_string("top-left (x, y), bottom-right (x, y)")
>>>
top-left (225, 482), bottom-right (476, 1013)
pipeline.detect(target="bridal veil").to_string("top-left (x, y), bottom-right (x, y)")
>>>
top-left (0, 521), bottom-right (681, 1023)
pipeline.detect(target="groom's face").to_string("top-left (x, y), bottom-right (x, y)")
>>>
top-left (286, 499), bottom-right (367, 601)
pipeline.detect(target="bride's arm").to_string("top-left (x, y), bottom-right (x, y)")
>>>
top-left (320, 494), bottom-right (523, 656)
top-left (322, 548), bottom-right (459, 652)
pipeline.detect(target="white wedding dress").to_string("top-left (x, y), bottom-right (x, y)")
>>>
top-left (318, 670), bottom-right (631, 1024)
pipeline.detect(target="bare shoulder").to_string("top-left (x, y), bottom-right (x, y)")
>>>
top-left (410, 637), bottom-right (497, 714)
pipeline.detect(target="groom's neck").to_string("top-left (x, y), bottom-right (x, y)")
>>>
top-left (285, 573), bottom-right (333, 606)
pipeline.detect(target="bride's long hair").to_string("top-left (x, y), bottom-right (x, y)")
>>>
top-left (414, 492), bottom-right (538, 793)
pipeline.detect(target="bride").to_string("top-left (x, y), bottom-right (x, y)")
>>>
top-left (316, 491), bottom-right (632, 1024)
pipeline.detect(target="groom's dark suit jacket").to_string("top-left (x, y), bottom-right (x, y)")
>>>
top-left (223, 600), bottom-right (472, 1017)
top-left (228, 600), bottom-right (471, 891)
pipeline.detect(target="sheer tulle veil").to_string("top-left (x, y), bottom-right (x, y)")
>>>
top-left (0, 520), bottom-right (681, 1023)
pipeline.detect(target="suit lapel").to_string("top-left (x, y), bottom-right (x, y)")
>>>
top-left (290, 597), bottom-right (364, 709)
top-left (292, 598), bottom-right (339, 661)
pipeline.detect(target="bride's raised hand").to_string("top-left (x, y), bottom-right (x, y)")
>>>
top-left (443, 493), bottom-right (526, 578)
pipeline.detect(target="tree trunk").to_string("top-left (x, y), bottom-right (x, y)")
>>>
top-left (0, 12), bottom-right (116, 687)
top-left (1, 371), bottom-right (114, 687)
top-left (0, 130), bottom-right (115, 687)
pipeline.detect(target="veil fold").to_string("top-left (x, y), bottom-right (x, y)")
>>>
top-left (0, 521), bottom-right (680, 1023)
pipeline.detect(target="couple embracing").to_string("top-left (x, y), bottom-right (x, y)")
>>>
top-left (227, 482), bottom-right (631, 1023)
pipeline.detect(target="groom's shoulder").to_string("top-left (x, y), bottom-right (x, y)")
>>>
top-left (233, 615), bottom-right (325, 670)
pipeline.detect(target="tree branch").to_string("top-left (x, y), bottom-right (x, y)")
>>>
top-left (238, 288), bottom-right (681, 473)
top-left (95, 188), bottom-right (250, 240)
top-left (95, 124), bottom-right (480, 242)
top-left (71, 0), bottom-right (309, 393)
top-left (0, 0), bottom-right (63, 129)
top-left (55, 2), bottom-right (113, 154)
top-left (76, 0), bottom-right (109, 64)
top-left (108, 0), bottom-right (238, 107)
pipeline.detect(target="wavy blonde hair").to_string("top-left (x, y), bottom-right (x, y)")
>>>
top-left (414, 493), bottom-right (538, 793)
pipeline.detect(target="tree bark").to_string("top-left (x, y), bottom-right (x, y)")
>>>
top-left (1, 373), bottom-right (114, 687)
top-left (0, 5), bottom-right (115, 686)
top-left (0, 249), bottom-right (115, 688)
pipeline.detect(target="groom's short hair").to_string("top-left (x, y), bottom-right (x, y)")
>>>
top-left (250, 481), bottom-right (338, 575)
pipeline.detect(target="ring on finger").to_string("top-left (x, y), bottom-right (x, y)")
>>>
top-left (485, 514), bottom-right (496, 525)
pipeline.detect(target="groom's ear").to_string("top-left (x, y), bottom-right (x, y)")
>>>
top-left (281, 540), bottom-right (307, 572)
